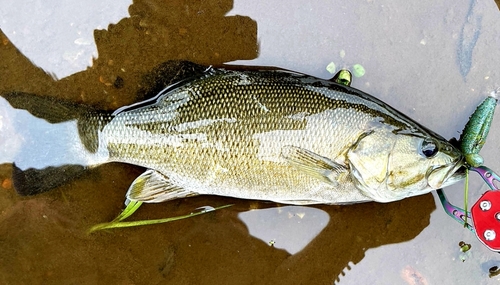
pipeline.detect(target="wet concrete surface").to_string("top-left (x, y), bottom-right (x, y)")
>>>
top-left (2, 0), bottom-right (500, 284)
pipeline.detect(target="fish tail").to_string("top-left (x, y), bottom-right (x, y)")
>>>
top-left (2, 91), bottom-right (88, 123)
top-left (2, 91), bottom-right (111, 153)
top-left (1, 92), bottom-right (111, 196)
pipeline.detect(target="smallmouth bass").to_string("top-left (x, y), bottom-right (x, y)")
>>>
top-left (2, 62), bottom-right (464, 204)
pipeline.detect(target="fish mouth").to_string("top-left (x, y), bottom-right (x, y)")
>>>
top-left (427, 157), bottom-right (465, 189)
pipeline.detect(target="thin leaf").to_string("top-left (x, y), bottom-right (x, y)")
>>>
top-left (88, 204), bottom-right (233, 233)
top-left (111, 200), bottom-right (143, 222)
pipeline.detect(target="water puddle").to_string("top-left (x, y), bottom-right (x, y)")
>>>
top-left (2, 0), bottom-right (500, 284)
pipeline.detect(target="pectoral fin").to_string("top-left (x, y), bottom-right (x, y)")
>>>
top-left (126, 170), bottom-right (199, 203)
top-left (281, 145), bottom-right (349, 185)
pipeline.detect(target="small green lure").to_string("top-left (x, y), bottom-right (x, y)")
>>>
top-left (332, 69), bottom-right (352, 86)
top-left (459, 92), bottom-right (498, 227)
top-left (460, 94), bottom-right (498, 167)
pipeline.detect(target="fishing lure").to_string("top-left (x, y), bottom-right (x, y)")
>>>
top-left (460, 92), bottom-right (498, 167)
top-left (438, 90), bottom-right (500, 252)
top-left (460, 92), bottom-right (498, 226)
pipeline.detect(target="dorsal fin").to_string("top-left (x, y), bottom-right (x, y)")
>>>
top-left (113, 61), bottom-right (212, 115)
top-left (136, 60), bottom-right (211, 100)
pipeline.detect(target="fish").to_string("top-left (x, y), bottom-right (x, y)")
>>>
top-left (1, 61), bottom-right (465, 205)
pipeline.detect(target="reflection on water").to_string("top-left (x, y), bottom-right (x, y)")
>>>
top-left (1, 0), bottom-right (500, 284)
top-left (239, 206), bottom-right (329, 254)
top-left (0, 98), bottom-right (22, 161)
top-left (0, 0), bottom-right (131, 79)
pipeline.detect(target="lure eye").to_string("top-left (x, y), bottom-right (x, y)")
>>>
top-left (420, 139), bottom-right (438, 158)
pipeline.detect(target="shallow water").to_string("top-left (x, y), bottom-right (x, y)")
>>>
top-left (1, 0), bottom-right (500, 284)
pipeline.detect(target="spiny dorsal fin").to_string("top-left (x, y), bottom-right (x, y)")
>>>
top-left (136, 60), bottom-right (210, 102)
top-left (113, 61), bottom-right (211, 116)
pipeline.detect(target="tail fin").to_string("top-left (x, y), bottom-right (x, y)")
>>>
top-left (2, 91), bottom-right (87, 123)
top-left (1, 92), bottom-right (111, 196)
top-left (2, 91), bottom-right (111, 154)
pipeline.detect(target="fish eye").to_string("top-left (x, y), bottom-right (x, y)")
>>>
top-left (419, 139), bottom-right (438, 158)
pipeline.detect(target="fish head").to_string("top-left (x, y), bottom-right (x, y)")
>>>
top-left (347, 128), bottom-right (464, 202)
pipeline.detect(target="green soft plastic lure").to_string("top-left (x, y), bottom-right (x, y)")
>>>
top-left (460, 94), bottom-right (498, 167)
top-left (459, 92), bottom-right (498, 227)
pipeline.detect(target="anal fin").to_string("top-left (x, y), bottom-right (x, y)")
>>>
top-left (126, 170), bottom-right (199, 203)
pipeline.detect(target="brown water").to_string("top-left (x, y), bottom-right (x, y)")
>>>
top-left (1, 0), bottom-right (500, 284)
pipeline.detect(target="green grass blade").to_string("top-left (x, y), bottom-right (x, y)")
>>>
top-left (111, 200), bottom-right (143, 222)
top-left (464, 169), bottom-right (469, 228)
top-left (88, 204), bottom-right (233, 233)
